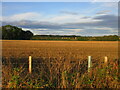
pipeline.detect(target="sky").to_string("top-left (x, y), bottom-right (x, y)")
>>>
top-left (1, 2), bottom-right (119, 36)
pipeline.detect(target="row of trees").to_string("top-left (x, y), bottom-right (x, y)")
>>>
top-left (32, 35), bottom-right (119, 41)
top-left (1, 25), bottom-right (33, 40)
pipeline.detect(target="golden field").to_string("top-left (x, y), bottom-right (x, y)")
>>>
top-left (2, 40), bottom-right (120, 88)
top-left (2, 40), bottom-right (118, 60)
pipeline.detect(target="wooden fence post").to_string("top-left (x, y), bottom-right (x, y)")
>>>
top-left (104, 56), bottom-right (108, 64)
top-left (104, 56), bottom-right (108, 66)
top-left (29, 56), bottom-right (32, 73)
top-left (88, 56), bottom-right (92, 72)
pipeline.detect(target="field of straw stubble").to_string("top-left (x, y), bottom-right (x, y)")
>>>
top-left (2, 40), bottom-right (120, 88)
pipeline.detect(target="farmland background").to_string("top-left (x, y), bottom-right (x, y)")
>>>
top-left (2, 40), bottom-right (119, 88)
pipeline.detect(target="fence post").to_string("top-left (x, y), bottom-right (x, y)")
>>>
top-left (104, 56), bottom-right (108, 63)
top-left (29, 56), bottom-right (32, 73)
top-left (104, 56), bottom-right (108, 66)
top-left (88, 56), bottom-right (92, 72)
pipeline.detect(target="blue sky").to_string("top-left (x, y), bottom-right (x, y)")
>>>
top-left (1, 2), bottom-right (118, 36)
top-left (2, 2), bottom-right (117, 16)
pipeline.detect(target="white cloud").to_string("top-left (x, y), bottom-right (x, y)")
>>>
top-left (102, 2), bottom-right (118, 8)
top-left (0, 17), bottom-right (1, 21)
top-left (63, 28), bottom-right (83, 32)
top-left (96, 10), bottom-right (111, 15)
top-left (42, 15), bottom-right (102, 24)
top-left (3, 12), bottom-right (103, 24)
top-left (3, 12), bottom-right (42, 21)
top-left (60, 10), bottom-right (79, 15)
top-left (93, 27), bottom-right (114, 30)
top-left (92, 27), bottom-right (118, 33)
top-left (22, 28), bottom-right (32, 31)
top-left (32, 28), bottom-right (48, 30)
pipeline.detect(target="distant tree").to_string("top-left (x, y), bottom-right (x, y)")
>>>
top-left (24, 31), bottom-right (33, 40)
top-left (1, 25), bottom-right (33, 40)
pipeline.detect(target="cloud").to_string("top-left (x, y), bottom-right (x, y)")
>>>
top-left (79, 29), bottom-right (117, 36)
top-left (92, 27), bottom-right (115, 30)
top-left (2, 13), bottom-right (118, 36)
top-left (3, 12), bottom-right (42, 21)
top-left (60, 11), bottom-right (79, 15)
top-left (101, 2), bottom-right (118, 9)
top-left (44, 14), bottom-right (102, 24)
top-left (81, 16), bottom-right (91, 19)
top-left (63, 28), bottom-right (83, 31)
top-left (64, 14), bottom-right (118, 29)
top-left (22, 28), bottom-right (48, 31)
top-left (96, 10), bottom-right (111, 15)
top-left (2, 12), bottom-right (102, 24)
top-left (2, 20), bottom-right (64, 29)
top-left (93, 15), bottom-right (118, 28)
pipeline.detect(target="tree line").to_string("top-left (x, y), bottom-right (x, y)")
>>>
top-left (1, 25), bottom-right (33, 40)
top-left (32, 35), bottom-right (119, 41)
top-left (0, 25), bottom-right (119, 41)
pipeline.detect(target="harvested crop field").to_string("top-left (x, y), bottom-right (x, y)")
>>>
top-left (2, 40), bottom-right (118, 60)
top-left (2, 40), bottom-right (120, 88)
